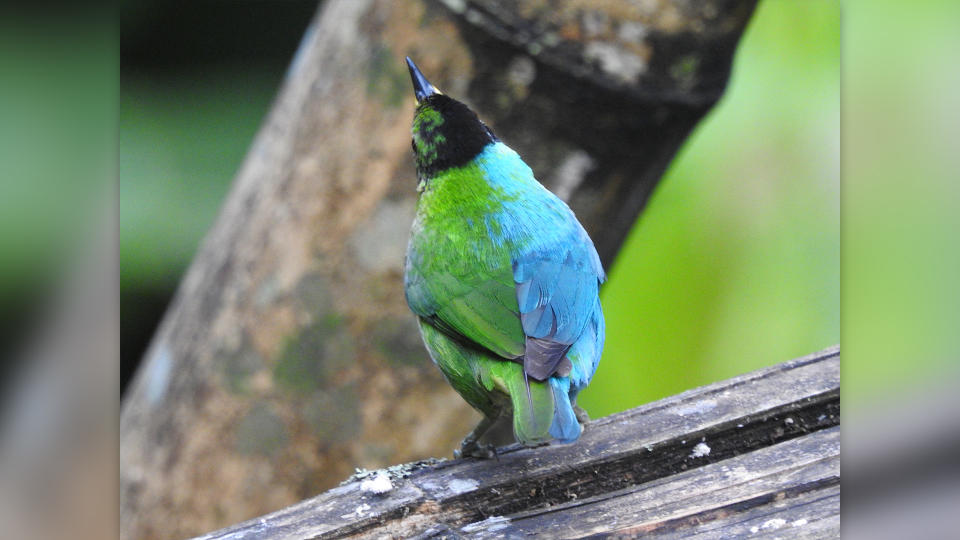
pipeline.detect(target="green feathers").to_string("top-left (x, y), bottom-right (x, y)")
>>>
top-left (491, 364), bottom-right (554, 446)
top-left (418, 320), bottom-right (555, 446)
top-left (412, 107), bottom-right (444, 171)
top-left (406, 161), bottom-right (527, 360)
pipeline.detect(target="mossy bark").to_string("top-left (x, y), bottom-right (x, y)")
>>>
top-left (119, 1), bottom-right (757, 538)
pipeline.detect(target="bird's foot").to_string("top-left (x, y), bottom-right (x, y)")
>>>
top-left (574, 405), bottom-right (590, 424)
top-left (521, 441), bottom-right (551, 450)
top-left (454, 415), bottom-right (499, 459)
top-left (455, 440), bottom-right (498, 460)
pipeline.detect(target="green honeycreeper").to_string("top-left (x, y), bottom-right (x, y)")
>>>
top-left (403, 57), bottom-right (606, 458)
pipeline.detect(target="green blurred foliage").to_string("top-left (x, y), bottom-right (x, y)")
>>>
top-left (579, 0), bottom-right (840, 417)
top-left (844, 0), bottom-right (960, 407)
top-left (0, 13), bottom-right (116, 357)
top-left (1, 17), bottom-right (115, 288)
top-left (120, 69), bottom-right (278, 291)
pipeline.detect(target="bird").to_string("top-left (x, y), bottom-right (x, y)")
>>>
top-left (403, 57), bottom-right (605, 458)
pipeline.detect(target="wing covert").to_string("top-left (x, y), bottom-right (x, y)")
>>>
top-left (405, 245), bottom-right (526, 359)
top-left (512, 222), bottom-right (604, 380)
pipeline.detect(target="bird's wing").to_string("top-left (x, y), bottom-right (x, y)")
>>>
top-left (513, 221), bottom-right (605, 380)
top-left (405, 246), bottom-right (526, 360)
top-left (404, 142), bottom-right (604, 377)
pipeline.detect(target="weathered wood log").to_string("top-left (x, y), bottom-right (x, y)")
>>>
top-left (119, 1), bottom-right (760, 538)
top-left (196, 346), bottom-right (839, 539)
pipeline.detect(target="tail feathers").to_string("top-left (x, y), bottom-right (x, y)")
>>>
top-left (502, 365), bottom-right (554, 446)
top-left (548, 377), bottom-right (581, 443)
top-left (481, 362), bottom-right (583, 446)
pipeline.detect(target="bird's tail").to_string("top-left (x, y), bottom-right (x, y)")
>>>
top-left (480, 361), bottom-right (583, 446)
top-left (501, 364), bottom-right (555, 446)
top-left (548, 376), bottom-right (581, 443)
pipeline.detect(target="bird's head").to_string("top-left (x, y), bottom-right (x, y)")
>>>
top-left (406, 57), bottom-right (498, 179)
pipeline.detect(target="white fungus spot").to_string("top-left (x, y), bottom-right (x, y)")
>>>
top-left (419, 479), bottom-right (440, 492)
top-left (785, 417), bottom-right (795, 425)
top-left (750, 526), bottom-right (759, 533)
top-left (448, 478), bottom-right (479, 495)
top-left (340, 503), bottom-right (372, 519)
top-left (360, 473), bottom-right (393, 495)
top-left (461, 515), bottom-right (510, 533)
top-left (674, 399), bottom-right (718, 416)
top-left (792, 518), bottom-right (809, 527)
top-left (584, 42), bottom-right (647, 84)
top-left (618, 21), bottom-right (648, 43)
top-left (465, 8), bottom-right (484, 25)
top-left (690, 442), bottom-right (711, 458)
top-left (507, 55), bottom-right (537, 88)
top-left (581, 10), bottom-right (609, 38)
top-left (439, 0), bottom-right (466, 13)
top-left (761, 518), bottom-right (787, 531)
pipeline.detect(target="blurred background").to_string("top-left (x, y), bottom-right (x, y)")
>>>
top-left (119, 0), bottom-right (840, 414)
top-left (120, 0), bottom-right (319, 394)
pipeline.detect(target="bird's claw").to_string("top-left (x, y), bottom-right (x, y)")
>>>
top-left (455, 441), bottom-right (498, 460)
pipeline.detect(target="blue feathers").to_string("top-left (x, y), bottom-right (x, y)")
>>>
top-left (474, 143), bottom-right (606, 441)
top-left (549, 377), bottom-right (581, 442)
top-left (514, 247), bottom-right (601, 344)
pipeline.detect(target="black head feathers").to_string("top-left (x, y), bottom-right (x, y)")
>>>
top-left (412, 94), bottom-right (498, 177)
top-left (406, 57), bottom-right (498, 178)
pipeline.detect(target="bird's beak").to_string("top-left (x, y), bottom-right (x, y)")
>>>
top-left (406, 56), bottom-right (439, 103)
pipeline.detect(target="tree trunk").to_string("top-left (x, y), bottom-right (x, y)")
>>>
top-left (119, 1), bottom-right (758, 539)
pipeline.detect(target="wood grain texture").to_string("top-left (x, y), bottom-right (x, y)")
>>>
top-left (196, 346), bottom-right (839, 539)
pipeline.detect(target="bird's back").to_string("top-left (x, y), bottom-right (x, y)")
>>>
top-left (405, 142), bottom-right (605, 445)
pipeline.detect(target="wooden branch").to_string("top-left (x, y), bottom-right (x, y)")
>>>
top-left (196, 346), bottom-right (839, 539)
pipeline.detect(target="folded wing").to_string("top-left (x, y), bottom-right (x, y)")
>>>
top-left (513, 223), bottom-right (605, 381)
